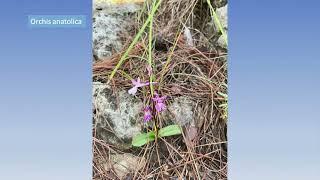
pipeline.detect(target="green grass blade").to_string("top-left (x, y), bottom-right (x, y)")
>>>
top-left (148, 0), bottom-right (156, 96)
top-left (206, 0), bottom-right (228, 46)
top-left (108, 0), bottom-right (162, 82)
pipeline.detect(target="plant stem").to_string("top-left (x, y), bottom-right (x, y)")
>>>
top-left (148, 0), bottom-right (157, 96)
top-left (108, 0), bottom-right (162, 82)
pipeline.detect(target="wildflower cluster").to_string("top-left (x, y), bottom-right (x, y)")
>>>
top-left (128, 66), bottom-right (167, 123)
top-left (152, 92), bottom-right (167, 113)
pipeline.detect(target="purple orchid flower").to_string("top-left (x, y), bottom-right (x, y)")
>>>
top-left (128, 77), bottom-right (149, 95)
top-left (143, 106), bottom-right (152, 122)
top-left (152, 92), bottom-right (167, 113)
top-left (128, 77), bottom-right (158, 95)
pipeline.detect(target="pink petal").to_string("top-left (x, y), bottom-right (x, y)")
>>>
top-left (144, 112), bottom-right (152, 122)
top-left (160, 96), bottom-right (167, 101)
top-left (131, 79), bottom-right (137, 85)
top-left (155, 102), bottom-right (166, 112)
top-left (128, 87), bottom-right (138, 95)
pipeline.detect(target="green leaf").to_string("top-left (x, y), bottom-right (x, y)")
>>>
top-left (217, 92), bottom-right (228, 99)
top-left (158, 124), bottom-right (182, 138)
top-left (219, 103), bottom-right (228, 108)
top-left (132, 131), bottom-right (156, 147)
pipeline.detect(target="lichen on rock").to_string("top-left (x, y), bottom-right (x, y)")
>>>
top-left (93, 82), bottom-right (143, 149)
top-left (167, 96), bottom-right (197, 127)
top-left (215, 4), bottom-right (228, 48)
top-left (93, 0), bottom-right (141, 60)
top-left (104, 153), bottom-right (146, 178)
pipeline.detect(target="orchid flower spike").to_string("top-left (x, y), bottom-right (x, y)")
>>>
top-left (143, 106), bottom-right (152, 123)
top-left (152, 92), bottom-right (167, 113)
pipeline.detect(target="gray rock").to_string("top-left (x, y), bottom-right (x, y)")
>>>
top-left (168, 96), bottom-right (196, 126)
top-left (207, 0), bottom-right (228, 8)
top-left (104, 153), bottom-right (146, 178)
top-left (216, 4), bottom-right (228, 30)
top-left (217, 34), bottom-right (227, 48)
top-left (93, 82), bottom-right (143, 149)
top-left (93, 1), bottom-right (141, 60)
top-left (93, 0), bottom-right (140, 13)
top-left (215, 4), bottom-right (228, 48)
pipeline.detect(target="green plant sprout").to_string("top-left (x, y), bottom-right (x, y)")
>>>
top-left (218, 88), bottom-right (228, 122)
top-left (147, 0), bottom-right (156, 96)
top-left (132, 124), bottom-right (182, 147)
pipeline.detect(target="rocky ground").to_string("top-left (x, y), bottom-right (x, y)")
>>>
top-left (92, 0), bottom-right (228, 179)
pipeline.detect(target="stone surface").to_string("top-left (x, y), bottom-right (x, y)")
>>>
top-left (217, 35), bottom-right (227, 48)
top-left (209, 0), bottom-right (228, 8)
top-left (104, 153), bottom-right (146, 178)
top-left (216, 4), bottom-right (228, 48)
top-left (167, 96), bottom-right (196, 126)
top-left (93, 1), bottom-right (141, 60)
top-left (216, 4), bottom-right (228, 30)
top-left (93, 82), bottom-right (143, 149)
